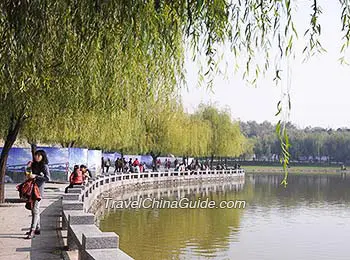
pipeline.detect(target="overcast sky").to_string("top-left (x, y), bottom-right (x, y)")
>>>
top-left (181, 1), bottom-right (350, 129)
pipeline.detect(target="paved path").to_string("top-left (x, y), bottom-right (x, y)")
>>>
top-left (0, 183), bottom-right (67, 260)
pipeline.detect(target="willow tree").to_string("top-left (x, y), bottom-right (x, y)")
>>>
top-left (0, 1), bottom-right (184, 202)
top-left (179, 114), bottom-right (213, 157)
top-left (195, 104), bottom-right (245, 166)
top-left (129, 92), bottom-right (183, 166)
top-left (137, 100), bottom-right (214, 161)
top-left (19, 1), bottom-right (183, 151)
top-left (163, 105), bottom-right (213, 158)
top-left (1, 0), bottom-right (350, 201)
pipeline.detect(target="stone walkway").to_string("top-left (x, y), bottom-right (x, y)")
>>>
top-left (0, 183), bottom-right (67, 260)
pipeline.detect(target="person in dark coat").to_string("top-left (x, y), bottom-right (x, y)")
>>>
top-left (25, 150), bottom-right (50, 239)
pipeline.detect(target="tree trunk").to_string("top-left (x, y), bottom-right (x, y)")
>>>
top-left (30, 143), bottom-right (37, 160)
top-left (0, 115), bottom-right (26, 203)
top-left (151, 151), bottom-right (161, 171)
top-left (61, 141), bottom-right (75, 148)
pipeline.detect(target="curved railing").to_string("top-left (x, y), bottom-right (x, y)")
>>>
top-left (61, 168), bottom-right (245, 260)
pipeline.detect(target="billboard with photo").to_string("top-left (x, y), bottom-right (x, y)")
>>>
top-left (68, 148), bottom-right (88, 168)
top-left (38, 147), bottom-right (68, 172)
top-left (88, 149), bottom-right (102, 172)
top-left (1, 146), bottom-right (160, 182)
top-left (2, 148), bottom-right (32, 172)
top-left (102, 153), bottom-right (115, 161)
top-left (141, 155), bottom-right (153, 166)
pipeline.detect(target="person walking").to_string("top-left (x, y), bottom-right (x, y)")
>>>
top-left (105, 158), bottom-right (111, 173)
top-left (101, 157), bottom-right (105, 174)
top-left (25, 150), bottom-right (51, 239)
top-left (114, 158), bottom-right (119, 173)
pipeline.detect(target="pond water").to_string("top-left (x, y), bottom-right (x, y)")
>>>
top-left (100, 174), bottom-right (350, 260)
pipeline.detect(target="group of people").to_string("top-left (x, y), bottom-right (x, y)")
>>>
top-left (114, 157), bottom-right (147, 173)
top-left (173, 159), bottom-right (241, 172)
top-left (172, 159), bottom-right (210, 172)
top-left (149, 158), bottom-right (217, 172)
top-left (101, 157), bottom-right (149, 174)
top-left (64, 164), bottom-right (91, 193)
top-left (102, 156), bottom-right (242, 173)
top-left (101, 158), bottom-right (112, 173)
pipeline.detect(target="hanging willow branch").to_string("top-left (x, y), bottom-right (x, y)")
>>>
top-left (0, 0), bottom-right (349, 185)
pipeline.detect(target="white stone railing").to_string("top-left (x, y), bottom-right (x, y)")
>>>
top-left (61, 168), bottom-right (245, 260)
top-left (83, 168), bottom-right (245, 211)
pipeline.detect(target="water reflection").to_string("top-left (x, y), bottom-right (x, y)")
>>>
top-left (99, 179), bottom-right (245, 260)
top-left (100, 174), bottom-right (350, 260)
top-left (248, 174), bottom-right (350, 207)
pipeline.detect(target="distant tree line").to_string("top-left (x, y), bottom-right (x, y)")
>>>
top-left (240, 121), bottom-right (350, 164)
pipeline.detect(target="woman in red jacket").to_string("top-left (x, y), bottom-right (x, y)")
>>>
top-left (65, 165), bottom-right (83, 193)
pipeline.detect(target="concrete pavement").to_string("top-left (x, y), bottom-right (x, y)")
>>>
top-left (0, 183), bottom-right (67, 260)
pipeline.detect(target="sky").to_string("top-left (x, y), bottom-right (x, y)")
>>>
top-left (181, 1), bottom-right (350, 129)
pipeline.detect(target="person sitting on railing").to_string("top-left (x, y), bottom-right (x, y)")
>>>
top-left (80, 165), bottom-right (91, 181)
top-left (132, 158), bottom-right (140, 173)
top-left (65, 165), bottom-right (83, 193)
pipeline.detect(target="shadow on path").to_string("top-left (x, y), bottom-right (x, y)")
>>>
top-left (0, 234), bottom-right (26, 239)
top-left (30, 199), bottom-right (64, 260)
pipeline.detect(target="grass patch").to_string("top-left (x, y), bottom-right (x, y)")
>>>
top-left (243, 165), bottom-right (343, 174)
